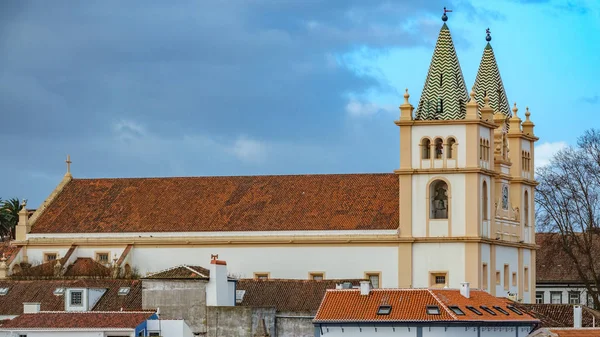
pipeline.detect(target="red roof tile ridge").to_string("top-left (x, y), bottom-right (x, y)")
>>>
top-left (427, 289), bottom-right (458, 320)
top-left (37, 310), bottom-right (154, 314)
top-left (5, 245), bottom-right (21, 265)
top-left (116, 244), bottom-right (133, 266)
top-left (72, 173), bottom-right (394, 180)
top-left (145, 264), bottom-right (208, 278)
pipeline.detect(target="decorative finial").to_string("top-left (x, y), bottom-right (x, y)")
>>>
top-left (512, 102), bottom-right (518, 116)
top-left (403, 88), bottom-right (410, 104)
top-left (442, 7), bottom-right (452, 22)
top-left (525, 106), bottom-right (531, 120)
top-left (21, 199), bottom-right (27, 209)
top-left (66, 155), bottom-right (72, 174)
top-left (483, 93), bottom-right (491, 106)
top-left (486, 28), bottom-right (492, 42)
top-left (469, 89), bottom-right (476, 101)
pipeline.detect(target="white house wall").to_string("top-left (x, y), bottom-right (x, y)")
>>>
top-left (132, 245), bottom-right (399, 286)
top-left (413, 243), bottom-right (465, 288)
top-left (0, 332), bottom-right (127, 337)
top-left (316, 325), bottom-right (532, 337)
top-left (26, 247), bottom-right (71, 265)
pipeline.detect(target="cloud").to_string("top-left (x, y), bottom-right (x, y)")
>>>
top-left (345, 99), bottom-right (395, 117)
top-left (535, 141), bottom-right (568, 167)
top-left (230, 136), bottom-right (267, 164)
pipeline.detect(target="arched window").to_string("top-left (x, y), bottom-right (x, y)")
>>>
top-left (485, 140), bottom-right (490, 160)
top-left (483, 181), bottom-right (489, 220)
top-left (434, 138), bottom-right (444, 159)
top-left (422, 138), bottom-right (431, 159)
top-left (430, 180), bottom-right (449, 219)
top-left (479, 139), bottom-right (484, 160)
top-left (447, 137), bottom-right (456, 159)
top-left (524, 191), bottom-right (529, 226)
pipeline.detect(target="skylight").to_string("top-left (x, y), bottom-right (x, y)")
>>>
top-left (466, 306), bottom-right (482, 316)
top-left (493, 306), bottom-right (509, 315)
top-left (0, 288), bottom-right (8, 296)
top-left (480, 306), bottom-right (497, 315)
top-left (118, 287), bottom-right (130, 296)
top-left (53, 288), bottom-right (65, 296)
top-left (449, 306), bottom-right (465, 315)
top-left (377, 305), bottom-right (392, 315)
top-left (235, 290), bottom-right (246, 304)
top-left (426, 305), bottom-right (440, 315)
top-left (507, 305), bottom-right (523, 315)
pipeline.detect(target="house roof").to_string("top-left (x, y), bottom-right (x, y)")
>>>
top-left (514, 303), bottom-right (600, 328)
top-left (236, 279), bottom-right (364, 313)
top-left (63, 258), bottom-right (111, 277)
top-left (0, 241), bottom-right (21, 266)
top-left (30, 174), bottom-right (399, 234)
top-left (144, 265), bottom-right (210, 279)
top-left (314, 288), bottom-right (539, 323)
top-left (415, 21), bottom-right (469, 120)
top-left (530, 328), bottom-right (600, 337)
top-left (0, 311), bottom-right (153, 330)
top-left (536, 233), bottom-right (598, 284)
top-left (0, 279), bottom-right (142, 315)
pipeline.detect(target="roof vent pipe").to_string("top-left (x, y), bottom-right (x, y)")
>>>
top-left (460, 282), bottom-right (470, 299)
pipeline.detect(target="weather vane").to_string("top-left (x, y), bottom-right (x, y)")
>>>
top-left (442, 7), bottom-right (453, 22)
top-left (486, 28), bottom-right (492, 42)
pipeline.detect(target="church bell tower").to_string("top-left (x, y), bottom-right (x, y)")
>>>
top-left (395, 9), bottom-right (538, 302)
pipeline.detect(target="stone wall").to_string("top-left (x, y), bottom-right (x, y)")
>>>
top-left (275, 311), bottom-right (314, 337)
top-left (142, 279), bottom-right (208, 334)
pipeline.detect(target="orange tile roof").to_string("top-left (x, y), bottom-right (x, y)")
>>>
top-left (547, 328), bottom-right (600, 336)
top-left (0, 241), bottom-right (21, 265)
top-left (314, 289), bottom-right (539, 323)
top-left (0, 311), bottom-right (153, 330)
top-left (31, 174), bottom-right (399, 233)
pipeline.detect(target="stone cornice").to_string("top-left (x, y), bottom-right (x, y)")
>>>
top-left (394, 119), bottom-right (498, 129)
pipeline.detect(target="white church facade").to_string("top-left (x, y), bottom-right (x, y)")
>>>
top-left (3, 15), bottom-right (539, 303)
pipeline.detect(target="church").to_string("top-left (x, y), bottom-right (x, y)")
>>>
top-left (4, 13), bottom-right (539, 303)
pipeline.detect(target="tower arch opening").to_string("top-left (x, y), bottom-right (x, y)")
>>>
top-left (430, 180), bottom-right (449, 219)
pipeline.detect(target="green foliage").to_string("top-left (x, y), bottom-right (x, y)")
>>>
top-left (0, 197), bottom-right (21, 240)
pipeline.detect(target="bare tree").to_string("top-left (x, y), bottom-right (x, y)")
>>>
top-left (536, 129), bottom-right (600, 308)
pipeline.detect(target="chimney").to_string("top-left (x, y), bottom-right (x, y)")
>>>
top-left (206, 255), bottom-right (232, 306)
top-left (574, 305), bottom-right (582, 328)
top-left (360, 281), bottom-right (371, 296)
top-left (23, 302), bottom-right (40, 314)
top-left (460, 282), bottom-right (470, 299)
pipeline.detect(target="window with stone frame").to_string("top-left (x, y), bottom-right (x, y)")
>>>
top-left (569, 291), bottom-right (581, 305)
top-left (446, 137), bottom-right (456, 159)
top-left (434, 138), bottom-right (444, 159)
top-left (550, 291), bottom-right (562, 304)
top-left (309, 272), bottom-right (324, 281)
top-left (96, 252), bottom-right (109, 264)
top-left (366, 273), bottom-right (380, 289)
top-left (44, 253), bottom-right (57, 262)
top-left (422, 138), bottom-right (431, 159)
top-left (70, 290), bottom-right (83, 306)
top-left (536, 291), bottom-right (544, 304)
top-left (430, 180), bottom-right (449, 219)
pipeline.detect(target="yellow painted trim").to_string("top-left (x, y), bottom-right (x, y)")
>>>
top-left (308, 271), bottom-right (326, 280)
top-left (464, 243), bottom-right (480, 288)
top-left (364, 271), bottom-right (382, 288)
top-left (397, 242), bottom-right (412, 288)
top-left (425, 176), bottom-right (452, 237)
top-left (95, 251), bottom-right (111, 264)
top-left (43, 251), bottom-right (58, 263)
top-left (395, 119), bottom-right (498, 129)
top-left (429, 271), bottom-right (449, 288)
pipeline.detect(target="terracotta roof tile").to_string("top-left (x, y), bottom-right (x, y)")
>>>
top-left (0, 241), bottom-right (20, 265)
top-left (515, 303), bottom-right (600, 328)
top-left (536, 233), bottom-right (600, 284)
top-left (314, 289), bottom-right (539, 323)
top-left (236, 279), bottom-right (364, 313)
top-left (546, 328), bottom-right (600, 336)
top-left (0, 279), bottom-right (142, 315)
top-left (0, 311), bottom-right (152, 329)
top-left (30, 174), bottom-right (399, 233)
top-left (144, 265), bottom-right (210, 279)
top-left (63, 258), bottom-right (111, 278)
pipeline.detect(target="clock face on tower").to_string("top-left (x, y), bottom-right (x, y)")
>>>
top-left (502, 185), bottom-right (509, 210)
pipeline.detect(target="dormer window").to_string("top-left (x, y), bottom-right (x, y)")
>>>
top-left (70, 290), bottom-right (83, 306)
top-left (449, 306), bottom-right (465, 315)
top-left (377, 305), bottom-right (392, 315)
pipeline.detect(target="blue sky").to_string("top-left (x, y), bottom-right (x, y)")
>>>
top-left (1, 0), bottom-right (598, 207)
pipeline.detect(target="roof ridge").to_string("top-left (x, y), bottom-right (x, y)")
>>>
top-left (72, 172), bottom-right (395, 181)
top-left (183, 265), bottom-right (208, 276)
top-left (145, 264), bottom-right (190, 278)
top-left (427, 289), bottom-right (458, 320)
top-left (36, 310), bottom-right (154, 314)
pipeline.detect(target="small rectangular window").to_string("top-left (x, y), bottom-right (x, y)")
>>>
top-left (480, 306), bottom-right (497, 316)
top-left (430, 272), bottom-right (447, 288)
top-left (118, 287), bottom-right (130, 296)
top-left (524, 267), bottom-right (529, 291)
top-left (536, 291), bottom-right (544, 304)
top-left (493, 306), bottom-right (509, 315)
top-left (377, 305), bottom-right (392, 315)
top-left (254, 273), bottom-right (269, 280)
top-left (0, 288), bottom-right (9, 296)
top-left (482, 264), bottom-right (488, 290)
top-left (53, 288), bottom-right (65, 296)
top-left (496, 271), bottom-right (501, 285)
top-left (504, 265), bottom-right (509, 290)
top-left (44, 253), bottom-right (57, 262)
top-left (466, 306), bottom-right (482, 316)
top-left (310, 273), bottom-right (324, 281)
top-left (96, 252), bottom-right (109, 263)
top-left (366, 273), bottom-right (381, 289)
top-left (449, 306), bottom-right (465, 315)
top-left (551, 291), bottom-right (562, 304)
top-left (70, 290), bottom-right (83, 306)
top-left (426, 305), bottom-right (440, 315)
top-left (569, 291), bottom-right (581, 304)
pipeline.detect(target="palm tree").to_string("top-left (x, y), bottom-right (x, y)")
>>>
top-left (0, 198), bottom-right (21, 240)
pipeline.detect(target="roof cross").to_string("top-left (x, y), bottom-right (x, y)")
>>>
top-left (442, 7), bottom-right (452, 21)
top-left (66, 155), bottom-right (72, 174)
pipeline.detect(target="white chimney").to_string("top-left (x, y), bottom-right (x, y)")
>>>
top-left (360, 281), bottom-right (371, 296)
top-left (460, 282), bottom-right (470, 299)
top-left (23, 302), bottom-right (40, 314)
top-left (336, 284), bottom-right (343, 289)
top-left (574, 305), bottom-right (582, 328)
top-left (206, 257), bottom-right (232, 306)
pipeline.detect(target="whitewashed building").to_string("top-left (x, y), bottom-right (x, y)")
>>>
top-left (4, 10), bottom-right (539, 302)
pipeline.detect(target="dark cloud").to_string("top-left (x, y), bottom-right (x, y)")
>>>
top-left (1, 0), bottom-right (480, 206)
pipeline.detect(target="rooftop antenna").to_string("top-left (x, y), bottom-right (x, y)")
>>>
top-left (442, 7), bottom-right (453, 21)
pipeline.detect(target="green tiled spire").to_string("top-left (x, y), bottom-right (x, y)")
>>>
top-left (415, 23), bottom-right (469, 120)
top-left (472, 31), bottom-right (511, 118)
